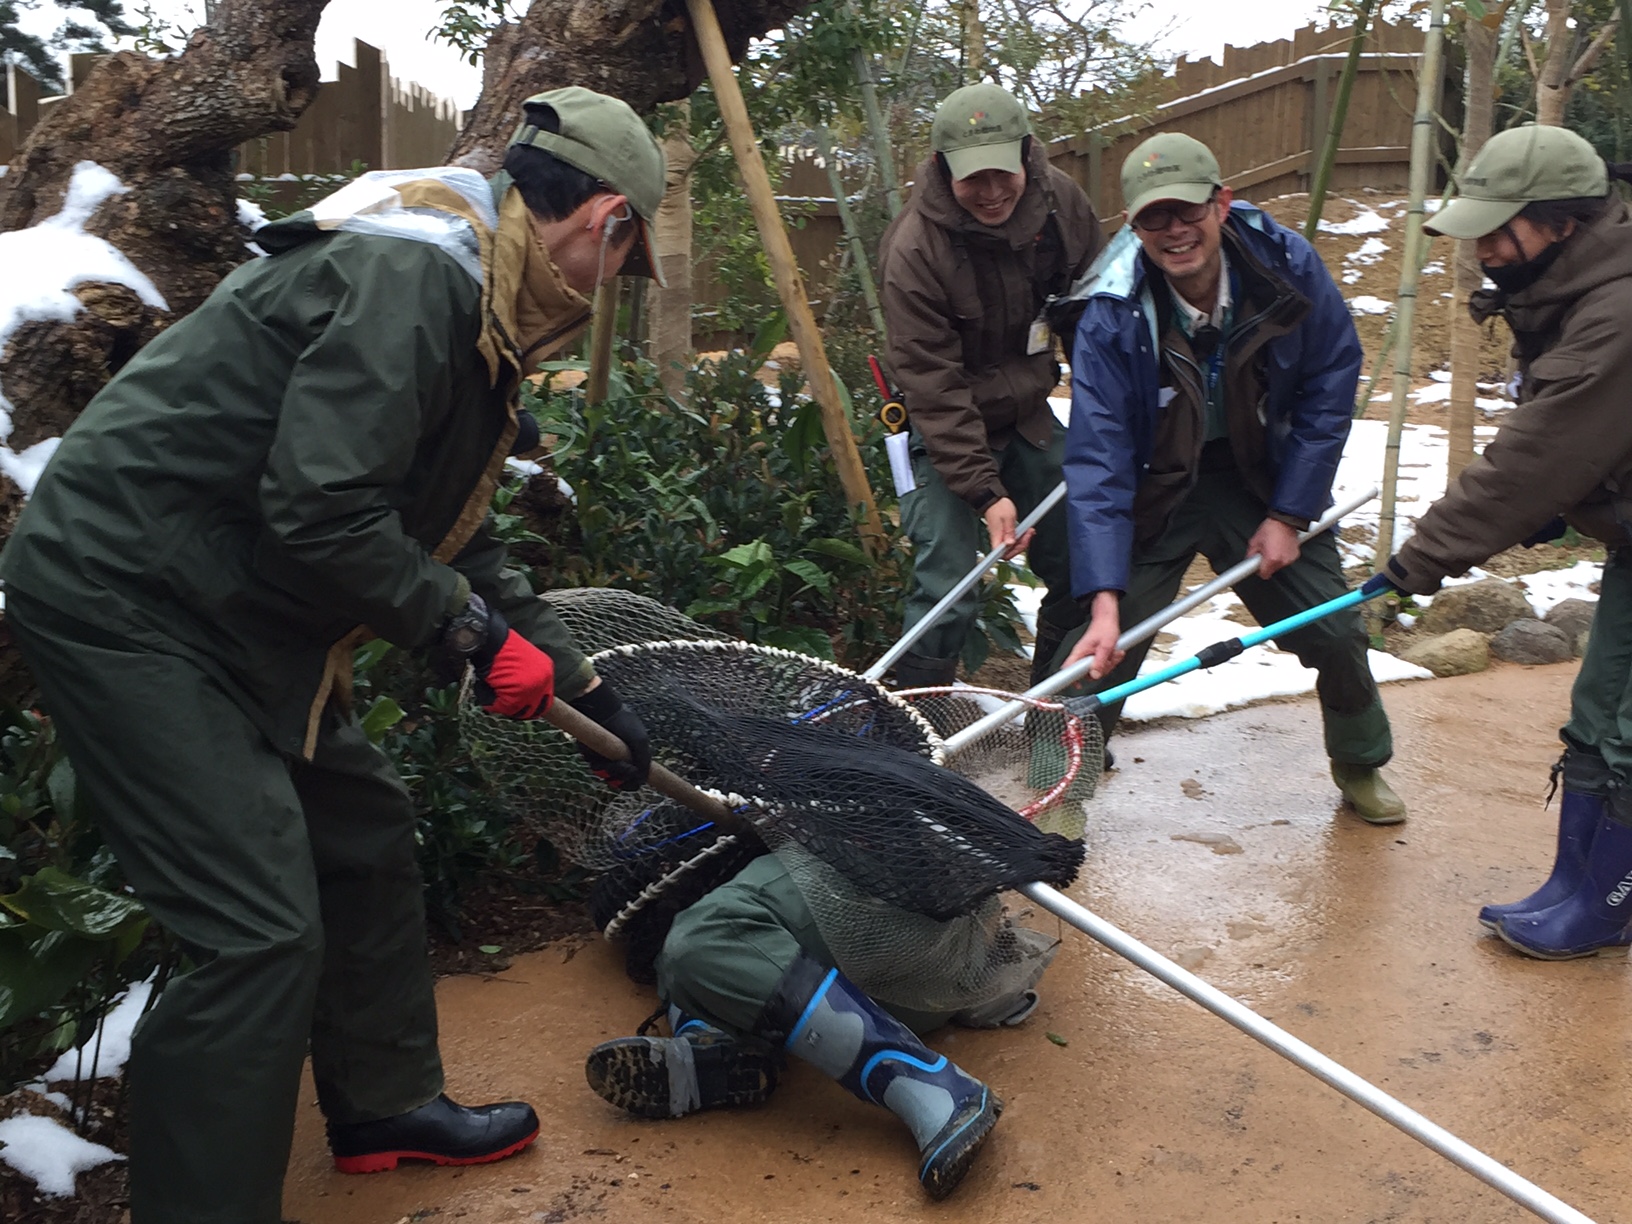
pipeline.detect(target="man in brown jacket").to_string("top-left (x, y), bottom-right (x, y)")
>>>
top-left (877, 83), bottom-right (1102, 689)
top-left (1380, 124), bottom-right (1632, 959)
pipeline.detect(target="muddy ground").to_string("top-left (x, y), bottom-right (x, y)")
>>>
top-left (279, 661), bottom-right (1627, 1224)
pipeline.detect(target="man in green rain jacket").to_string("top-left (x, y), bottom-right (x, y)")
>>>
top-left (1, 88), bottom-right (663, 1223)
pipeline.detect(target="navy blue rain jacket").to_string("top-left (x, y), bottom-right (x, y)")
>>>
top-left (1062, 202), bottom-right (1362, 596)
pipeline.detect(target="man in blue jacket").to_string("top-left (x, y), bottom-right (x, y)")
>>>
top-left (1058, 133), bottom-right (1404, 824)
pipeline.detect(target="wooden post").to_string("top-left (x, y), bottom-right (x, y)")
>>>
top-left (586, 278), bottom-right (620, 404)
top-left (684, 0), bottom-right (886, 556)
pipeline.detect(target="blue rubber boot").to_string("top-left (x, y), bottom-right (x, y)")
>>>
top-left (763, 955), bottom-right (1001, 1200)
top-left (1479, 750), bottom-right (1610, 930)
top-left (1496, 806), bottom-right (1632, 960)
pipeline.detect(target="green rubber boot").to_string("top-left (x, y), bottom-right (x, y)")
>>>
top-left (1331, 762), bottom-right (1407, 826)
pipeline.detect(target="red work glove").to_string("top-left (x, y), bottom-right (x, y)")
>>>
top-left (476, 629), bottom-right (555, 719)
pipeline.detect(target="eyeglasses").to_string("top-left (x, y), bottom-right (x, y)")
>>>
top-left (1130, 194), bottom-right (1218, 233)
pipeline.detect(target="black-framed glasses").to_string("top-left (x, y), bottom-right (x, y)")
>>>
top-left (1130, 193), bottom-right (1219, 233)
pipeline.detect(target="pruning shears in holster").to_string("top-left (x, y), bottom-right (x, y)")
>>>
top-left (868, 355), bottom-right (916, 496)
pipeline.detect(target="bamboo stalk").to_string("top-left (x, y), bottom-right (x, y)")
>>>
top-left (1448, 16), bottom-right (1498, 479)
top-left (816, 123), bottom-right (888, 339)
top-left (1304, 0), bottom-right (1379, 241)
top-left (1373, 0), bottom-right (1449, 571)
top-left (842, 0), bottom-right (902, 219)
top-left (685, 0), bottom-right (887, 556)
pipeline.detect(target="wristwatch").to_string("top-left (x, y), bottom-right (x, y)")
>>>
top-left (440, 593), bottom-right (491, 660)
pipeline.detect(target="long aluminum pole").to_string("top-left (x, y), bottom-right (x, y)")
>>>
top-left (865, 481), bottom-right (1067, 681)
top-left (944, 485), bottom-right (1379, 756)
top-left (1021, 882), bottom-right (1599, 1224)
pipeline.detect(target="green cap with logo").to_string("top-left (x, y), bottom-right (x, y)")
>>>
top-left (1426, 124), bottom-right (1607, 240)
top-left (509, 86), bottom-right (668, 285)
top-left (1122, 132), bottom-right (1223, 221)
top-left (932, 84), bottom-right (1031, 180)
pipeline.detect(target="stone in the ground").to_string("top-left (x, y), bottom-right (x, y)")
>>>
top-left (1420, 578), bottom-right (1535, 635)
top-left (1543, 598), bottom-right (1595, 654)
top-left (1400, 628), bottom-right (1490, 677)
top-left (1490, 619), bottom-right (1574, 665)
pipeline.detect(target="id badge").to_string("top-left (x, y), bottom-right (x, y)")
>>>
top-left (1026, 317), bottom-right (1051, 356)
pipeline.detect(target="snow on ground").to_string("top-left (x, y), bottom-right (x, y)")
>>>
top-left (1318, 207), bottom-right (1390, 236)
top-left (39, 979), bottom-right (152, 1086)
top-left (0, 161), bottom-right (168, 492)
top-left (1349, 295), bottom-right (1392, 315)
top-left (0, 1115), bottom-right (124, 1196)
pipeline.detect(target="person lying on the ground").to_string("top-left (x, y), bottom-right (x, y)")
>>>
top-left (1375, 124), bottom-right (1632, 961)
top-left (877, 83), bottom-right (1101, 692)
top-left (0, 88), bottom-right (661, 1224)
top-left (583, 851), bottom-right (1054, 1200)
top-left (1056, 132), bottom-right (1406, 825)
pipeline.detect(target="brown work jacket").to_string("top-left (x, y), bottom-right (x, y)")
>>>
top-left (878, 142), bottom-right (1102, 509)
top-left (1391, 198), bottom-right (1632, 592)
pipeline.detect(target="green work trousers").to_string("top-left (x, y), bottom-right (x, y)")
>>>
top-left (1563, 547), bottom-right (1632, 778)
top-left (899, 417), bottom-right (1082, 670)
top-left (1055, 467), bottom-right (1393, 765)
top-left (7, 593), bottom-right (443, 1224)
top-left (655, 854), bottom-right (947, 1038)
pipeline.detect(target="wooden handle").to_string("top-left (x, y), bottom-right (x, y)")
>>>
top-left (541, 697), bottom-right (745, 832)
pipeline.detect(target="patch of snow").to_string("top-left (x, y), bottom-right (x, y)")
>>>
top-left (0, 162), bottom-right (168, 484)
top-left (1421, 260), bottom-right (1446, 276)
top-left (1345, 237), bottom-right (1389, 266)
top-left (1049, 395), bottom-right (1071, 427)
top-left (42, 980), bottom-right (152, 1085)
top-left (1514, 562), bottom-right (1602, 615)
top-left (1349, 295), bottom-right (1392, 315)
top-left (0, 437), bottom-right (61, 497)
top-left (1412, 381), bottom-right (1452, 404)
top-left (1320, 208), bottom-right (1390, 236)
top-left (0, 1114), bottom-right (124, 1197)
top-left (1342, 268), bottom-right (1363, 285)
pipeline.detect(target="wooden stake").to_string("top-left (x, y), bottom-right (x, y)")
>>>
top-left (685, 0), bottom-right (886, 556)
top-left (586, 278), bottom-right (619, 404)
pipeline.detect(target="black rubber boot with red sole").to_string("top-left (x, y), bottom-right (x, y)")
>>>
top-left (328, 1094), bottom-right (540, 1174)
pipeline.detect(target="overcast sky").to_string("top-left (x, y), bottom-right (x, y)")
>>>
top-left (18, 0), bottom-right (1337, 111)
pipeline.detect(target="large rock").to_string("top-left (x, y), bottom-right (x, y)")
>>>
top-left (1400, 628), bottom-right (1491, 677)
top-left (1544, 598), bottom-right (1596, 655)
top-left (1489, 619), bottom-right (1575, 665)
top-left (1420, 578), bottom-right (1536, 635)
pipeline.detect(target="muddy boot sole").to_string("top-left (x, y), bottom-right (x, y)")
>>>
top-left (917, 1088), bottom-right (1003, 1200)
top-left (585, 1036), bottom-right (780, 1119)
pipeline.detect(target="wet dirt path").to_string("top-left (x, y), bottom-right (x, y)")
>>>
top-left (283, 661), bottom-right (1629, 1224)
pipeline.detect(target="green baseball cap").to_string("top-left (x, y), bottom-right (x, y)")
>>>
top-left (1426, 125), bottom-right (1608, 240)
top-left (509, 86), bottom-right (668, 285)
top-left (1122, 133), bottom-right (1223, 221)
top-left (932, 84), bottom-right (1031, 180)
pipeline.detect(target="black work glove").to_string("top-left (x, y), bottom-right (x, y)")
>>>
top-left (1521, 517), bottom-right (1567, 549)
top-left (1360, 571), bottom-right (1404, 599)
top-left (566, 681), bottom-right (652, 792)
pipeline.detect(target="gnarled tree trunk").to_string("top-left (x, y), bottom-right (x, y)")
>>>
top-left (447, 0), bottom-right (813, 173)
top-left (0, 0), bottom-right (330, 457)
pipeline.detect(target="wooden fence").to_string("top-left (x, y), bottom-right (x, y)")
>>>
top-left (1050, 19), bottom-right (1440, 219)
top-left (714, 17), bottom-right (1440, 329)
top-left (1, 40), bottom-right (460, 173)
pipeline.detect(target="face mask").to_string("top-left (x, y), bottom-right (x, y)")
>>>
top-left (1482, 235), bottom-right (1568, 296)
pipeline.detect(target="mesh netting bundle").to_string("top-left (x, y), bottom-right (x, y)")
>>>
top-left (459, 589), bottom-right (1090, 1014)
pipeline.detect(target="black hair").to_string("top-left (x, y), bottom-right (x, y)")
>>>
top-left (1517, 160), bottom-right (1632, 231)
top-left (504, 100), bottom-right (609, 222)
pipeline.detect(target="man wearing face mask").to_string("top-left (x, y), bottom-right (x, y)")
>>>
top-left (877, 83), bottom-right (1102, 691)
top-left (0, 88), bottom-right (660, 1223)
top-left (1377, 124), bottom-right (1632, 959)
top-left (1059, 132), bottom-right (1404, 825)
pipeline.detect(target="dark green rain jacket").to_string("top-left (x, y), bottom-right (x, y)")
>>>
top-left (0, 168), bottom-right (595, 759)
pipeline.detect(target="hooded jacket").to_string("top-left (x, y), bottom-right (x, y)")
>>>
top-left (877, 141), bottom-right (1102, 509)
top-left (1388, 198), bottom-right (1632, 593)
top-left (0, 167), bottom-right (596, 758)
top-left (1061, 203), bottom-right (1363, 597)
